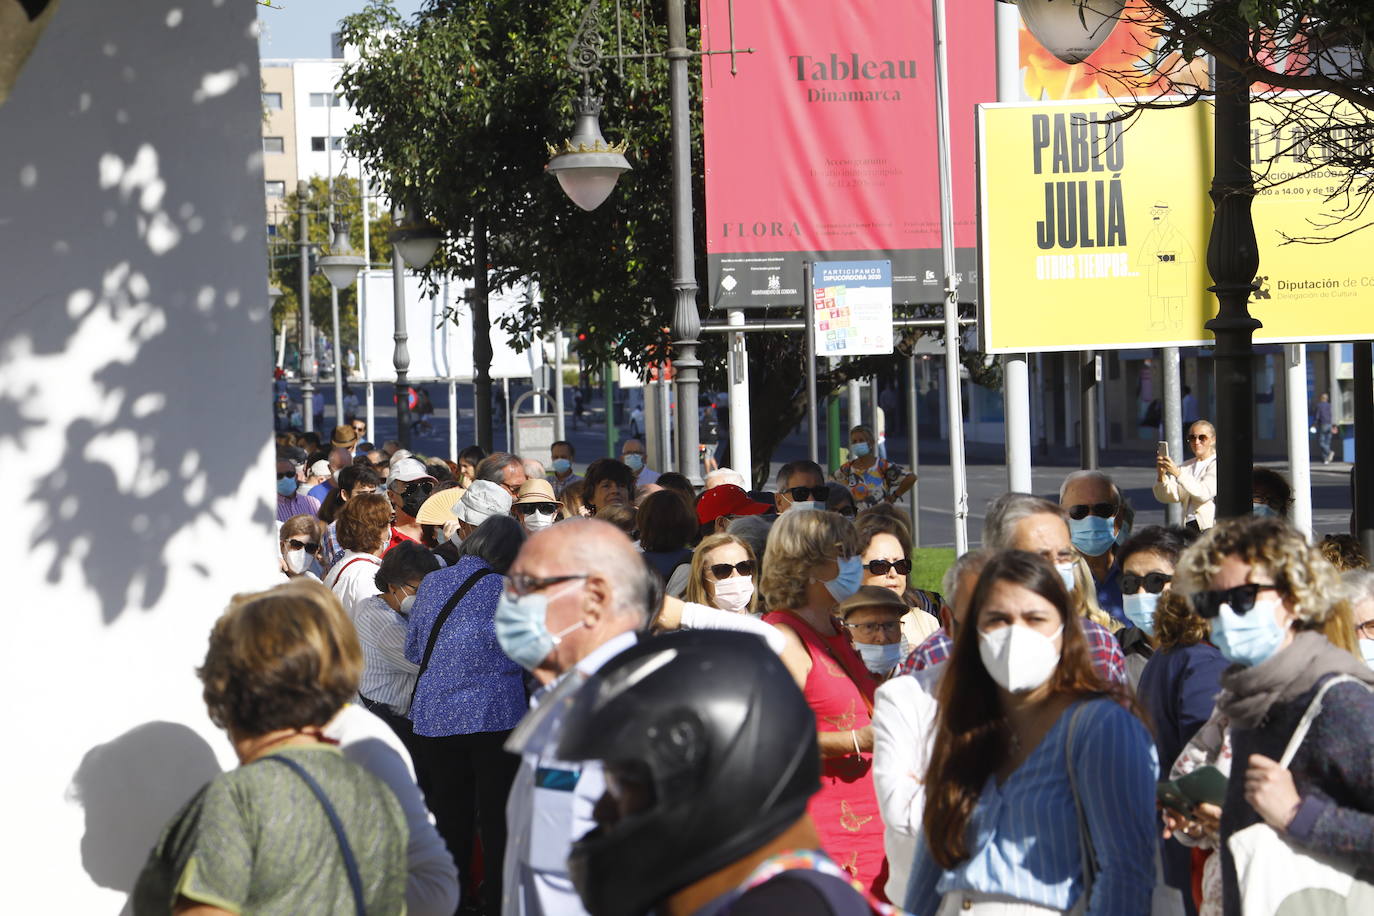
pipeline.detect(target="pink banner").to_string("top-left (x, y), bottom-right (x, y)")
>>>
top-left (701, 0), bottom-right (996, 307)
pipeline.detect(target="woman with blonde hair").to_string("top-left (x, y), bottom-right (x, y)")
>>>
top-left (1172, 515), bottom-right (1374, 914)
top-left (684, 532), bottom-right (758, 614)
top-left (134, 580), bottom-right (408, 914)
top-left (762, 509), bottom-right (888, 897)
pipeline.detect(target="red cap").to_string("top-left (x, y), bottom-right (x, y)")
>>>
top-left (696, 484), bottom-right (770, 526)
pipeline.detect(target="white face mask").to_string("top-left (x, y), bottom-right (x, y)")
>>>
top-left (1055, 562), bottom-right (1077, 593)
top-left (712, 575), bottom-right (755, 613)
top-left (284, 548), bottom-right (310, 575)
top-left (1360, 638), bottom-right (1374, 670)
top-left (978, 624), bottom-right (1064, 694)
top-left (525, 509), bottom-right (557, 532)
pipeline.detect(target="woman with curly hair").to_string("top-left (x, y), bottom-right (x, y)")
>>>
top-left (133, 580), bottom-right (408, 915)
top-left (1172, 515), bottom-right (1374, 915)
top-left (909, 549), bottom-right (1158, 915)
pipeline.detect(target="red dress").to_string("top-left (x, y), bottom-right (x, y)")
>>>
top-left (764, 610), bottom-right (889, 900)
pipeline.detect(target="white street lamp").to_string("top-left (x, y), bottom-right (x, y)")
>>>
top-left (999, 0), bottom-right (1125, 64)
top-left (317, 223), bottom-right (366, 291)
top-left (546, 90), bottom-right (632, 212)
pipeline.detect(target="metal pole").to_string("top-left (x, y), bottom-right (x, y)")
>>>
top-left (1005, 353), bottom-right (1032, 492)
top-left (1080, 349), bottom-right (1099, 469)
top-left (906, 352), bottom-right (921, 548)
top-left (391, 203), bottom-right (412, 451)
top-left (727, 308), bottom-right (752, 485)
top-left (604, 362), bottom-right (617, 458)
top-left (504, 376), bottom-right (512, 452)
top-left (1205, 15), bottom-right (1261, 520)
top-left (366, 382), bottom-right (375, 445)
top-left (1285, 344), bottom-right (1312, 538)
top-left (934, 0), bottom-right (968, 553)
top-left (667, 0), bottom-right (702, 486)
top-left (827, 382), bottom-right (842, 472)
top-left (661, 378), bottom-right (675, 473)
top-left (847, 379), bottom-right (862, 435)
top-left (444, 378), bottom-right (455, 460)
top-left (472, 212), bottom-right (494, 451)
top-left (805, 263), bottom-right (819, 463)
top-left (554, 326), bottom-right (566, 440)
top-left (298, 180), bottom-right (316, 435)
top-left (1162, 347), bottom-right (1185, 526)
top-left (1354, 343), bottom-right (1374, 561)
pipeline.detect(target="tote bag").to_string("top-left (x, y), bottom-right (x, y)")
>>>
top-left (1228, 675), bottom-right (1374, 916)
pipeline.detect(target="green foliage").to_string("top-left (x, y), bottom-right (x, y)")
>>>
top-left (910, 548), bottom-right (956, 596)
top-left (268, 175), bottom-right (395, 355)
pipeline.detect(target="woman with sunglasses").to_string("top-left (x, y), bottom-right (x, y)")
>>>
top-left (833, 424), bottom-right (917, 510)
top-left (910, 550), bottom-right (1157, 915)
top-left (855, 510), bottom-right (941, 650)
top-left (279, 514), bottom-right (326, 580)
top-left (761, 509), bottom-right (889, 898)
top-left (684, 533), bottom-right (759, 614)
top-left (1155, 420), bottom-right (1218, 531)
top-left (1122, 525), bottom-right (1223, 914)
top-left (1172, 516), bottom-right (1374, 915)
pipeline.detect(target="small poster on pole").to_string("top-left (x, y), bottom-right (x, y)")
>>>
top-left (811, 259), bottom-right (894, 356)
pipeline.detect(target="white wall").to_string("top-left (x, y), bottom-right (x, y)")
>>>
top-left (0, 2), bottom-right (280, 910)
top-left (288, 59), bottom-right (359, 181)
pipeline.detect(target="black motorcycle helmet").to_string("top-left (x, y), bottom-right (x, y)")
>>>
top-left (557, 629), bottom-right (820, 916)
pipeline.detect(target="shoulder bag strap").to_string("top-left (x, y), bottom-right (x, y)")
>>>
top-left (1277, 674), bottom-right (1371, 768)
top-left (410, 567), bottom-right (495, 707)
top-left (1063, 701), bottom-right (1098, 905)
top-left (325, 555), bottom-right (379, 590)
top-left (260, 755), bottom-right (366, 916)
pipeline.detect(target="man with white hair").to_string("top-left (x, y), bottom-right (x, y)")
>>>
top-left (1060, 468), bottom-right (1130, 621)
top-left (704, 466), bottom-right (746, 490)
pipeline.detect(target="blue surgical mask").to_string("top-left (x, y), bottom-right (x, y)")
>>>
top-left (788, 501), bottom-right (821, 513)
top-left (1252, 502), bottom-right (1278, 518)
top-left (1115, 520), bottom-right (1133, 548)
top-left (856, 640), bottom-right (904, 676)
top-left (850, 441), bottom-right (871, 458)
top-left (1360, 638), bottom-right (1374, 669)
top-left (1069, 515), bottom-right (1116, 557)
top-left (552, 458), bottom-right (572, 475)
top-left (624, 453), bottom-right (644, 472)
top-left (1056, 562), bottom-right (1077, 593)
top-left (1209, 596), bottom-right (1288, 667)
top-left (1122, 592), bottom-right (1159, 636)
top-left (816, 556), bottom-right (863, 604)
top-left (494, 581), bottom-right (586, 671)
top-left (276, 477), bottom-right (298, 497)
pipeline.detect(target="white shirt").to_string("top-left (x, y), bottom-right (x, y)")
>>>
top-left (1153, 454), bottom-right (1217, 529)
top-left (502, 631), bottom-right (637, 916)
top-left (325, 704), bottom-right (460, 916)
top-left (323, 549), bottom-right (383, 620)
top-left (872, 662), bottom-right (944, 905)
top-left (354, 594), bottom-right (420, 714)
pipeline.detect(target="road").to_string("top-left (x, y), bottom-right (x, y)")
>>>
top-left (289, 379), bottom-right (1355, 549)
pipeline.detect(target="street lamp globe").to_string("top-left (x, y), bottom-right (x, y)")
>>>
top-left (317, 223), bottom-right (366, 290)
top-left (546, 92), bottom-right (632, 212)
top-left (389, 222), bottom-right (443, 270)
top-left (1000, 0), bottom-right (1126, 64)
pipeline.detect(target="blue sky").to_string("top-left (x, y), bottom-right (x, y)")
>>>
top-left (257, 0), bottom-right (427, 59)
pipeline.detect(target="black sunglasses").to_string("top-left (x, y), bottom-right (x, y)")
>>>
top-left (786, 486), bottom-right (829, 502)
top-left (287, 538), bottom-right (320, 553)
top-left (1186, 433), bottom-right (1210, 442)
top-left (1121, 571), bottom-right (1172, 595)
top-left (515, 502), bottom-right (559, 516)
top-left (709, 560), bottom-right (755, 579)
top-left (864, 558), bottom-right (911, 576)
top-left (1190, 583), bottom-right (1278, 619)
top-left (1066, 502), bottom-right (1117, 520)
top-left (403, 481), bottom-right (435, 498)
top-left (277, 471), bottom-right (296, 480)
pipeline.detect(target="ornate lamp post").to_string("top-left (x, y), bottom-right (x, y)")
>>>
top-left (386, 201), bottom-right (443, 450)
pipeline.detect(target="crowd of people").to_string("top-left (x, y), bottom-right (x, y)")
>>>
top-left (130, 418), bottom-right (1374, 916)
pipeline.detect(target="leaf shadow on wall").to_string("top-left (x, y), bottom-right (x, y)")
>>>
top-left (0, 0), bottom-right (277, 623)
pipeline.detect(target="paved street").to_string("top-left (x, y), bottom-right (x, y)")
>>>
top-left (296, 378), bottom-right (1355, 549)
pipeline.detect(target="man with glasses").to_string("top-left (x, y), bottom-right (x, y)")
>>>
top-left (1155, 419), bottom-right (1218, 531)
top-left (384, 457), bottom-right (437, 552)
top-left (773, 460), bottom-right (829, 513)
top-left (477, 452), bottom-right (528, 499)
top-left (1060, 469), bottom-right (1131, 623)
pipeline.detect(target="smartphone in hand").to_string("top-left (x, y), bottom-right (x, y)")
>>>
top-left (1157, 441), bottom-right (1169, 460)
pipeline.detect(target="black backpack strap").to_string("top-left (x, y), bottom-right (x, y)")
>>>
top-left (260, 755), bottom-right (366, 916)
top-left (410, 567), bottom-right (495, 707)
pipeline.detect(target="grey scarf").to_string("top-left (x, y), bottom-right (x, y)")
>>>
top-left (1217, 630), bottom-right (1374, 729)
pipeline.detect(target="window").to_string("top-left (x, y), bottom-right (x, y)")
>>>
top-left (310, 136), bottom-right (345, 152)
top-left (265, 181), bottom-right (286, 198)
top-left (267, 223), bottom-right (278, 237)
top-left (309, 92), bottom-right (341, 107)
top-left (262, 92), bottom-right (283, 110)
top-left (263, 136), bottom-right (284, 154)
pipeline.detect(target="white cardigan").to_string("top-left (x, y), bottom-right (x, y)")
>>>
top-left (1153, 454), bottom-right (1218, 529)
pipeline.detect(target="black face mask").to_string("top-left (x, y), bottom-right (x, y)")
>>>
top-left (400, 489), bottom-right (427, 518)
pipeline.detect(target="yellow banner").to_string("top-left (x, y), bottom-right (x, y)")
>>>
top-left (978, 96), bottom-right (1374, 352)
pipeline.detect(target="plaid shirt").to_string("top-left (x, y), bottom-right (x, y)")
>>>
top-left (895, 618), bottom-right (1128, 686)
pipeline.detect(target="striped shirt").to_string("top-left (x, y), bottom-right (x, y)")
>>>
top-left (354, 594), bottom-right (421, 715)
top-left (904, 697), bottom-right (1158, 915)
top-left (276, 492), bottom-right (320, 523)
